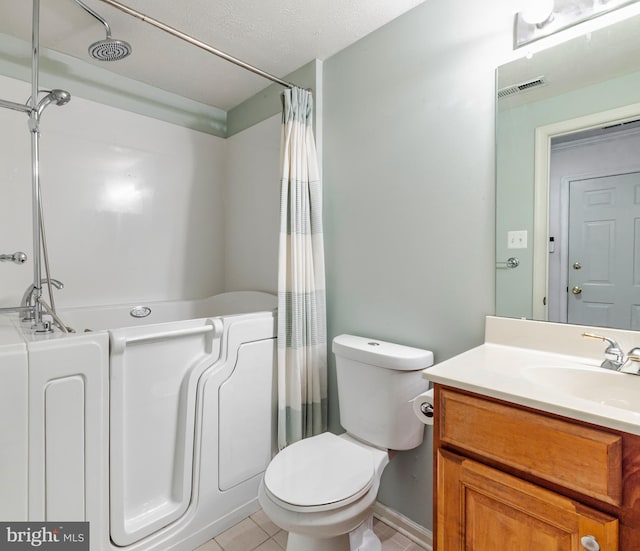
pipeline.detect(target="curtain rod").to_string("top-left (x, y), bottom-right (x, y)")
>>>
top-left (94, 0), bottom-right (296, 89)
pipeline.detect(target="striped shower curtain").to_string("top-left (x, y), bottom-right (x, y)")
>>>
top-left (277, 86), bottom-right (327, 450)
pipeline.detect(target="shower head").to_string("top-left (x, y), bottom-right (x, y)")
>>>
top-left (35, 89), bottom-right (72, 117)
top-left (88, 38), bottom-right (132, 61)
top-left (51, 89), bottom-right (71, 106)
top-left (72, 0), bottom-right (132, 61)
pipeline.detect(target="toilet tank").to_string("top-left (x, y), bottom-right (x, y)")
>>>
top-left (332, 334), bottom-right (433, 451)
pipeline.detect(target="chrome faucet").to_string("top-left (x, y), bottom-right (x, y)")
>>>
top-left (582, 332), bottom-right (640, 375)
top-left (21, 278), bottom-right (64, 320)
top-left (620, 347), bottom-right (640, 375)
top-left (582, 332), bottom-right (625, 371)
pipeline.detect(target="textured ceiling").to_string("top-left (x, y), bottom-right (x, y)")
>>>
top-left (0, 0), bottom-right (427, 110)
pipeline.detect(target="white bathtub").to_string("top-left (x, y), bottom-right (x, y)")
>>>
top-left (58, 290), bottom-right (278, 332)
top-left (2, 291), bottom-right (278, 551)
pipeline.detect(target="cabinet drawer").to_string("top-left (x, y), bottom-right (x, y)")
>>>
top-left (438, 388), bottom-right (623, 505)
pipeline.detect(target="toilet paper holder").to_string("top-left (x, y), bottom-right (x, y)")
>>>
top-left (420, 402), bottom-right (434, 418)
top-left (413, 388), bottom-right (435, 426)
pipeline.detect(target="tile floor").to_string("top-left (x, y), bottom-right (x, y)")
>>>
top-left (194, 509), bottom-right (428, 551)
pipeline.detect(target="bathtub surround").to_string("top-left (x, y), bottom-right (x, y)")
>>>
top-left (224, 114), bottom-right (281, 293)
top-left (277, 87), bottom-right (327, 448)
top-left (0, 72), bottom-right (228, 308)
top-left (0, 56), bottom-right (321, 311)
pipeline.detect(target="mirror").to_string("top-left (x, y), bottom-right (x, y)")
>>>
top-left (496, 13), bottom-right (640, 330)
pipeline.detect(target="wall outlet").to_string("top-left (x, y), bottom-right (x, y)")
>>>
top-left (507, 230), bottom-right (528, 249)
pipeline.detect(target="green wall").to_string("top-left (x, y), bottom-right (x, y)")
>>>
top-left (323, 0), bottom-right (512, 529)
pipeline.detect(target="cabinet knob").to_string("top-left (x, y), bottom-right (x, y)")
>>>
top-left (580, 535), bottom-right (600, 551)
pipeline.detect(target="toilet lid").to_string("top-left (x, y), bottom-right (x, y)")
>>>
top-left (264, 432), bottom-right (375, 509)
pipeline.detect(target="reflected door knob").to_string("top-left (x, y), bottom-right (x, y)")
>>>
top-left (572, 286), bottom-right (582, 295)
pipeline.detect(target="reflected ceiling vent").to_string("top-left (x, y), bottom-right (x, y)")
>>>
top-left (497, 76), bottom-right (546, 98)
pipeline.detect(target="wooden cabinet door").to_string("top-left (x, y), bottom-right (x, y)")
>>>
top-left (437, 449), bottom-right (619, 551)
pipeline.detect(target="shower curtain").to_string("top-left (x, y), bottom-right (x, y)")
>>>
top-left (277, 86), bottom-right (327, 449)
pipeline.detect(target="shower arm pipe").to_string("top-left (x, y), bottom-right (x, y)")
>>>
top-left (93, 0), bottom-right (297, 89)
top-left (72, 0), bottom-right (112, 38)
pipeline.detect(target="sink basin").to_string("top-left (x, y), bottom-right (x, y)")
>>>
top-left (524, 365), bottom-right (640, 413)
top-left (423, 339), bottom-right (640, 435)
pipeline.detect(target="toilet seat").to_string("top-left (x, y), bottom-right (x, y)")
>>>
top-left (263, 432), bottom-right (376, 513)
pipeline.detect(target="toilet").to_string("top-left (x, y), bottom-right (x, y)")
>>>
top-left (259, 334), bottom-right (433, 551)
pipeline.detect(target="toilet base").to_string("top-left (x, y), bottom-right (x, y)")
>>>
top-left (286, 532), bottom-right (350, 551)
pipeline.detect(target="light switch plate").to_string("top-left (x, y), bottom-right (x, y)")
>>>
top-left (507, 230), bottom-right (528, 249)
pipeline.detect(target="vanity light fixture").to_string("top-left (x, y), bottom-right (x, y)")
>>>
top-left (515, 0), bottom-right (640, 48)
top-left (521, 0), bottom-right (554, 25)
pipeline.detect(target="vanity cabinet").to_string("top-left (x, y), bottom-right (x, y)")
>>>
top-left (433, 385), bottom-right (640, 551)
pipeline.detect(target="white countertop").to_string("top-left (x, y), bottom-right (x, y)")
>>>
top-left (422, 316), bottom-right (640, 436)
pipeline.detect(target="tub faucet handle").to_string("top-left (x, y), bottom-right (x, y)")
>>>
top-left (21, 278), bottom-right (64, 320)
top-left (0, 251), bottom-right (27, 264)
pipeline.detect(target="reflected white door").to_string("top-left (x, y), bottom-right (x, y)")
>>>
top-left (568, 172), bottom-right (640, 329)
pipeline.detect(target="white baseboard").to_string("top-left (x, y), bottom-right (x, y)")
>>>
top-left (373, 502), bottom-right (433, 550)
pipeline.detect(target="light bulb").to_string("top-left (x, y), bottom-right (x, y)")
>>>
top-left (521, 0), bottom-right (554, 24)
